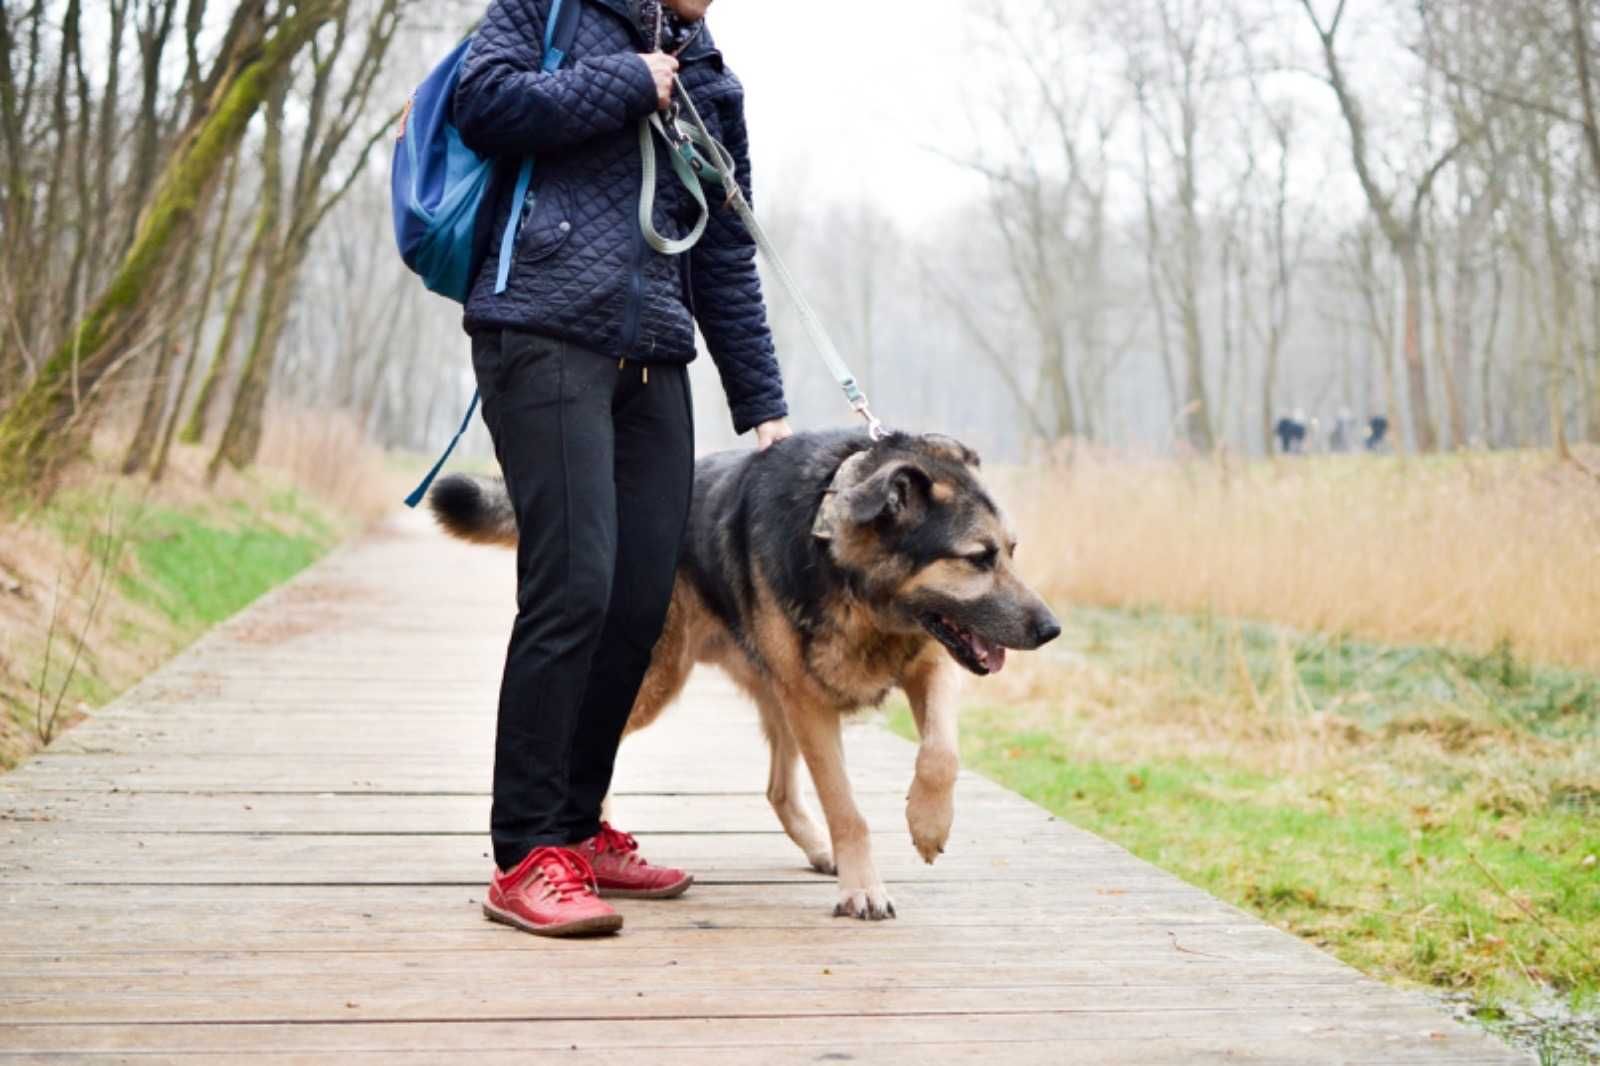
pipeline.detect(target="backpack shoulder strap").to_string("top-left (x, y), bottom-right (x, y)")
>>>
top-left (404, 2), bottom-right (591, 510)
top-left (544, 0), bottom-right (582, 70)
top-left (492, 0), bottom-right (582, 295)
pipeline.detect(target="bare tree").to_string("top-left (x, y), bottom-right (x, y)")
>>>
top-left (943, 0), bottom-right (1125, 447)
top-left (1117, 0), bottom-right (1242, 451)
top-left (1299, 0), bottom-right (1475, 453)
top-left (211, 0), bottom-right (408, 477)
top-left (0, 0), bottom-right (340, 490)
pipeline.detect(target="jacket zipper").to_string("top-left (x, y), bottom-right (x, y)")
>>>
top-left (621, 209), bottom-right (646, 358)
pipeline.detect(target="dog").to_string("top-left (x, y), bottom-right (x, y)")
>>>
top-left (430, 429), bottom-right (1061, 919)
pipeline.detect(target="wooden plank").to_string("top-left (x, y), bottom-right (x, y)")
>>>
top-left (0, 977), bottom-right (1478, 1024)
top-left (0, 1015), bottom-right (1520, 1065)
top-left (0, 789), bottom-right (1044, 835)
top-left (0, 510), bottom-right (1523, 1064)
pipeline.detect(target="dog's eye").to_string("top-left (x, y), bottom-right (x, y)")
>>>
top-left (965, 547), bottom-right (998, 571)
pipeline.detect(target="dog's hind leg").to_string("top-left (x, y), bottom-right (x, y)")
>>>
top-left (621, 583), bottom-right (696, 739)
top-left (786, 698), bottom-right (894, 920)
top-left (757, 692), bottom-right (834, 875)
top-left (604, 582), bottom-right (697, 826)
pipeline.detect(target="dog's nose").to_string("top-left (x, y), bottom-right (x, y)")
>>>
top-left (1032, 613), bottom-right (1062, 647)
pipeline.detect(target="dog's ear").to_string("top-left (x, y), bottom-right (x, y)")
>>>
top-left (916, 433), bottom-right (981, 469)
top-left (840, 459), bottom-right (933, 527)
top-left (812, 451), bottom-right (870, 541)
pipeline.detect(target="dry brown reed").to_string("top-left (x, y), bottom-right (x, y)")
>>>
top-left (255, 405), bottom-right (405, 527)
top-left (997, 446), bottom-right (1600, 671)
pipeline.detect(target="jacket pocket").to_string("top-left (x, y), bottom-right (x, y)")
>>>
top-left (517, 177), bottom-right (574, 264)
top-left (494, 331), bottom-right (566, 413)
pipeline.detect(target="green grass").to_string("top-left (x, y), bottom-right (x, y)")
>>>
top-left (4, 479), bottom-right (344, 764)
top-left (40, 482), bottom-right (337, 640)
top-left (120, 505), bottom-right (328, 637)
top-left (1074, 606), bottom-right (1600, 739)
top-left (886, 606), bottom-right (1600, 1028)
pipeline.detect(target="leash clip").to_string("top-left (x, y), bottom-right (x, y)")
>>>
top-left (853, 397), bottom-right (889, 441)
top-left (842, 378), bottom-right (888, 440)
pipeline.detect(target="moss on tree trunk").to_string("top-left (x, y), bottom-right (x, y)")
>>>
top-left (0, 1), bottom-right (334, 495)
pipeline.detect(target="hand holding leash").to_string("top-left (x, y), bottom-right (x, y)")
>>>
top-left (637, 51), bottom-right (679, 109)
top-left (755, 419), bottom-right (793, 450)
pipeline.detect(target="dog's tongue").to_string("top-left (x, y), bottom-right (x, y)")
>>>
top-left (969, 633), bottom-right (1006, 674)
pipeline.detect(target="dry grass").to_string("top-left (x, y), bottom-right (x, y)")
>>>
top-left (954, 617), bottom-right (1594, 816)
top-left (0, 406), bottom-right (401, 768)
top-left (889, 606), bottom-right (1598, 1032)
top-left (256, 404), bottom-right (406, 527)
top-left (907, 445), bottom-right (1600, 1051)
top-left (998, 446), bottom-right (1600, 671)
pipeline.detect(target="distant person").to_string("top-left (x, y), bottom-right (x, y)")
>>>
top-left (452, 0), bottom-right (791, 938)
top-left (1365, 415), bottom-right (1389, 452)
top-left (1329, 408), bottom-right (1355, 453)
top-left (1274, 411), bottom-right (1307, 455)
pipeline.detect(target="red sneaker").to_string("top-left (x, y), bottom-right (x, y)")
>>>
top-left (575, 822), bottom-right (694, 899)
top-left (482, 846), bottom-right (622, 937)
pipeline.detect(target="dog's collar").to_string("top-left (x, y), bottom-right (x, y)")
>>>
top-left (811, 448), bottom-right (874, 542)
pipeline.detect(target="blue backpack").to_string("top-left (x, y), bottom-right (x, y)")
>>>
top-left (392, 0), bottom-right (581, 505)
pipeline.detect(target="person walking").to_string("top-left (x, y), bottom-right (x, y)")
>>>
top-left (454, 0), bottom-right (790, 937)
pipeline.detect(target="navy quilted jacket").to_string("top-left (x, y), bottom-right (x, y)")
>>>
top-left (456, 0), bottom-right (787, 434)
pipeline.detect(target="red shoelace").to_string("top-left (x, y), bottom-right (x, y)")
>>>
top-left (523, 845), bottom-right (600, 901)
top-left (590, 821), bottom-right (645, 865)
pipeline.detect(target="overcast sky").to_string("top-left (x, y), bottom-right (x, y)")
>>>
top-left (704, 0), bottom-right (989, 226)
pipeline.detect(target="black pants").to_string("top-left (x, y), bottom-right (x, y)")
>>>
top-left (471, 330), bottom-right (694, 870)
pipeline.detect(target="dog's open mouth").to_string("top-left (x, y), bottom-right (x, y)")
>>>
top-left (922, 614), bottom-right (1007, 676)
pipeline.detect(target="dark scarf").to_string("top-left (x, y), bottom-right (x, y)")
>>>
top-left (632, 0), bottom-right (700, 54)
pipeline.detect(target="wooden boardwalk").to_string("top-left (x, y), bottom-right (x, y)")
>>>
top-left (0, 512), bottom-right (1525, 1064)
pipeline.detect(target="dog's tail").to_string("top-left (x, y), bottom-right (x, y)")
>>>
top-left (428, 474), bottom-right (518, 547)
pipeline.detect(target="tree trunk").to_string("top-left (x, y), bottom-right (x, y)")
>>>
top-left (121, 344), bottom-right (179, 475)
top-left (1398, 243), bottom-right (1437, 452)
top-left (1181, 296), bottom-right (1213, 451)
top-left (209, 262), bottom-right (293, 478)
top-left (153, 147), bottom-right (242, 481)
top-left (1569, 0), bottom-right (1600, 190)
top-left (1453, 229), bottom-right (1480, 445)
top-left (1218, 232), bottom-right (1235, 447)
top-left (1549, 312), bottom-right (1571, 461)
top-left (1261, 326), bottom-right (1282, 457)
top-left (1479, 256), bottom-right (1503, 445)
top-left (1507, 253), bottom-right (1534, 447)
top-left (0, 2), bottom-right (335, 492)
top-left (1427, 235), bottom-right (1466, 449)
top-left (1041, 331), bottom-right (1077, 441)
top-left (180, 176), bottom-right (271, 445)
top-left (1590, 271), bottom-right (1600, 443)
top-left (89, 0), bottom-right (129, 301)
top-left (122, 187), bottom-right (214, 474)
top-left (1177, 113), bottom-right (1213, 452)
top-left (1137, 117), bottom-right (1179, 422)
top-left (209, 77), bottom-right (289, 479)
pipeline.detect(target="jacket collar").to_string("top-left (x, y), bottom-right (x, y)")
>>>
top-left (582, 0), bottom-right (720, 63)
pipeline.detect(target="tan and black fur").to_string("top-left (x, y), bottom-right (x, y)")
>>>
top-left (430, 429), bottom-right (1060, 919)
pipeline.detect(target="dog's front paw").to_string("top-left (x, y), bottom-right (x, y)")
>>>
top-left (906, 778), bottom-right (954, 864)
top-left (834, 884), bottom-right (896, 920)
top-left (807, 850), bottom-right (837, 876)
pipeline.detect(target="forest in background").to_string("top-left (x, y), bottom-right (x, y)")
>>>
top-left (2, 6), bottom-right (1596, 1046)
top-left (3, 0), bottom-right (1600, 485)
